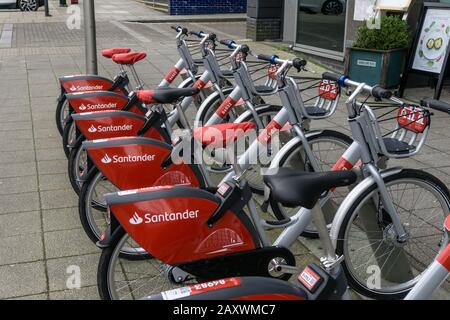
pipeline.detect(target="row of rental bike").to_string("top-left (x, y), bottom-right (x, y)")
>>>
top-left (55, 25), bottom-right (450, 300)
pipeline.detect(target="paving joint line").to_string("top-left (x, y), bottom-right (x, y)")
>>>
top-left (23, 57), bottom-right (52, 296)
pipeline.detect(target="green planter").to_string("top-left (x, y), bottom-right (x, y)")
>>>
top-left (344, 47), bottom-right (406, 88)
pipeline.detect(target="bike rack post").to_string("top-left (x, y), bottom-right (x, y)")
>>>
top-left (83, 0), bottom-right (98, 75)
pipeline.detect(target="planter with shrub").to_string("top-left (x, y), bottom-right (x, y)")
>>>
top-left (344, 15), bottom-right (410, 88)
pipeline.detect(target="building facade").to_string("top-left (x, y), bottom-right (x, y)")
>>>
top-left (248, 0), bottom-right (448, 70)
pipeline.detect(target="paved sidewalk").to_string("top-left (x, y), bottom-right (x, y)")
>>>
top-left (0, 0), bottom-right (449, 300)
top-left (0, 0), bottom-right (245, 24)
top-left (0, 0), bottom-right (259, 300)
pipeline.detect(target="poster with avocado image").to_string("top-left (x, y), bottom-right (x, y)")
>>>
top-left (412, 8), bottom-right (450, 74)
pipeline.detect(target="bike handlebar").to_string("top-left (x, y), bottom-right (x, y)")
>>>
top-left (256, 54), bottom-right (306, 72)
top-left (171, 25), bottom-right (188, 35)
top-left (220, 39), bottom-right (237, 49)
top-left (189, 30), bottom-right (205, 38)
top-left (322, 72), bottom-right (392, 100)
top-left (292, 58), bottom-right (307, 71)
top-left (256, 54), bottom-right (279, 64)
top-left (371, 86), bottom-right (393, 100)
top-left (322, 72), bottom-right (342, 82)
top-left (421, 97), bottom-right (450, 114)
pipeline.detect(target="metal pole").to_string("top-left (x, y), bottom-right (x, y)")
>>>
top-left (44, 0), bottom-right (51, 16)
top-left (83, 0), bottom-right (98, 75)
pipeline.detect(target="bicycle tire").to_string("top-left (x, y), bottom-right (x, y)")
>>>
top-left (56, 95), bottom-right (70, 136)
top-left (335, 168), bottom-right (450, 299)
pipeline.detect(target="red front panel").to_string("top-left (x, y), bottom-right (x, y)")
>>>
top-left (74, 113), bottom-right (163, 141)
top-left (61, 76), bottom-right (123, 94)
top-left (111, 197), bottom-right (257, 264)
top-left (68, 93), bottom-right (143, 116)
top-left (87, 141), bottom-right (201, 190)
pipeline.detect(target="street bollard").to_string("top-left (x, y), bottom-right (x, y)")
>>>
top-left (44, 0), bottom-right (51, 17)
top-left (83, 0), bottom-right (98, 75)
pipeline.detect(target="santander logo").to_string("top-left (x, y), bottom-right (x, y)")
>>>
top-left (87, 124), bottom-right (133, 134)
top-left (128, 210), bottom-right (200, 226)
top-left (99, 153), bottom-right (156, 164)
top-left (88, 125), bottom-right (97, 133)
top-left (101, 154), bottom-right (112, 164)
top-left (69, 84), bottom-right (104, 92)
top-left (77, 102), bottom-right (118, 111)
top-left (129, 212), bottom-right (144, 225)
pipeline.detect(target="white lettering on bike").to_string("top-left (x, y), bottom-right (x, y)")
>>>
top-left (144, 210), bottom-right (199, 224)
top-left (70, 85), bottom-right (104, 92)
top-left (88, 124), bottom-right (133, 133)
top-left (78, 102), bottom-right (118, 111)
top-left (100, 153), bottom-right (155, 164)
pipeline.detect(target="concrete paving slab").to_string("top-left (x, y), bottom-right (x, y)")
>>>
top-left (0, 162), bottom-right (36, 178)
top-left (37, 160), bottom-right (69, 175)
top-left (42, 207), bottom-right (79, 232)
top-left (0, 192), bottom-right (40, 214)
top-left (39, 173), bottom-right (71, 192)
top-left (8, 293), bottom-right (48, 300)
top-left (0, 211), bottom-right (41, 238)
top-left (40, 189), bottom-right (78, 210)
top-left (35, 147), bottom-right (66, 162)
top-left (0, 261), bottom-right (47, 299)
top-left (0, 233), bottom-right (43, 265)
top-left (0, 175), bottom-right (38, 195)
top-left (44, 228), bottom-right (99, 259)
top-left (0, 150), bottom-right (35, 164)
top-left (49, 286), bottom-right (99, 300)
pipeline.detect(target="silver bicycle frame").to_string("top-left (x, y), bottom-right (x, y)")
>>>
top-left (405, 228), bottom-right (449, 300)
top-left (201, 48), bottom-right (279, 129)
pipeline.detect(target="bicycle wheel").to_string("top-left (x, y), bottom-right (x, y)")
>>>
top-left (62, 120), bottom-right (77, 159)
top-left (56, 96), bottom-right (70, 136)
top-left (98, 229), bottom-right (196, 300)
top-left (79, 169), bottom-right (119, 244)
top-left (336, 168), bottom-right (450, 299)
top-left (270, 130), bottom-right (353, 237)
top-left (68, 145), bottom-right (88, 195)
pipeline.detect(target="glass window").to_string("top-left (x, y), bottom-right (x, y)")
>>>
top-left (296, 0), bottom-right (347, 53)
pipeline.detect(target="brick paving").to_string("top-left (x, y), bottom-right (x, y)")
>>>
top-left (0, 0), bottom-right (448, 300)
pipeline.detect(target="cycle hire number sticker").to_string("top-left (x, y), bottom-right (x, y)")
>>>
top-left (298, 267), bottom-right (321, 291)
top-left (397, 105), bottom-right (428, 133)
top-left (319, 80), bottom-right (339, 100)
top-left (161, 278), bottom-right (242, 300)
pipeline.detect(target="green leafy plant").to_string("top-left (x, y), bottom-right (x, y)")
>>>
top-left (354, 16), bottom-right (410, 50)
